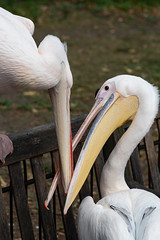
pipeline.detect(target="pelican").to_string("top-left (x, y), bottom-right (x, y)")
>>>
top-left (64, 75), bottom-right (160, 239)
top-left (0, 7), bottom-right (73, 195)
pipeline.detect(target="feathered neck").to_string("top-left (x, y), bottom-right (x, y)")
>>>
top-left (100, 77), bottom-right (159, 197)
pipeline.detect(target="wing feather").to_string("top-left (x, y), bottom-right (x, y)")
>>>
top-left (15, 15), bottom-right (35, 35)
top-left (78, 196), bottom-right (134, 240)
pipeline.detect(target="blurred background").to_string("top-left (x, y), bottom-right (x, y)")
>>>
top-left (0, 0), bottom-right (160, 133)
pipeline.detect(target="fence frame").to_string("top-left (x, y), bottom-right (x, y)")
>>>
top-left (0, 114), bottom-right (160, 239)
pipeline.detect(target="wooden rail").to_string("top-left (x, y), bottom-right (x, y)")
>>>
top-left (0, 114), bottom-right (160, 240)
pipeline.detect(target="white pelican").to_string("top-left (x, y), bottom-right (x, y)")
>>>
top-left (64, 75), bottom-right (160, 239)
top-left (0, 7), bottom-right (73, 196)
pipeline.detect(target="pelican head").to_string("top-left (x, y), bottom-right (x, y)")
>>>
top-left (64, 75), bottom-right (158, 214)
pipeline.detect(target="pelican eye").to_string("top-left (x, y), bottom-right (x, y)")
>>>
top-left (105, 85), bottom-right (109, 91)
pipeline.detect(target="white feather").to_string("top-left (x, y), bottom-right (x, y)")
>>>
top-left (78, 76), bottom-right (160, 240)
top-left (0, 7), bottom-right (73, 93)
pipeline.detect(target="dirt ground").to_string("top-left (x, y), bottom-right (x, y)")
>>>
top-left (1, 8), bottom-right (160, 135)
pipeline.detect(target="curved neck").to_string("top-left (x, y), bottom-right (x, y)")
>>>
top-left (100, 84), bottom-right (158, 197)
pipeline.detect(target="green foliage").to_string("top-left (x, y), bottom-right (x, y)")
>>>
top-left (89, 0), bottom-right (160, 10)
top-left (0, 100), bottom-right (11, 111)
top-left (1, 0), bottom-right (160, 17)
top-left (0, 0), bottom-right (48, 21)
top-left (91, 0), bottom-right (159, 5)
top-left (17, 102), bottom-right (32, 110)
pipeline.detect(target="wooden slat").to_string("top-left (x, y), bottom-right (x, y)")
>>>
top-left (79, 177), bottom-right (90, 202)
top-left (125, 160), bottom-right (133, 183)
top-left (8, 162), bottom-right (35, 240)
top-left (156, 116), bottom-right (160, 171)
top-left (144, 130), bottom-right (160, 189)
top-left (130, 147), bottom-right (144, 185)
top-left (51, 151), bottom-right (78, 240)
top-left (0, 185), bottom-right (11, 240)
top-left (103, 132), bottom-right (117, 161)
top-left (30, 156), bottom-right (57, 240)
top-left (57, 186), bottom-right (78, 240)
top-left (94, 150), bottom-right (105, 198)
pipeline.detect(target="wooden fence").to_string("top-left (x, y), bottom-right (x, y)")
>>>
top-left (0, 114), bottom-right (160, 240)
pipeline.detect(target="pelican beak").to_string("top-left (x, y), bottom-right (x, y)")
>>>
top-left (64, 93), bottom-right (138, 214)
top-left (72, 82), bottom-right (117, 150)
top-left (48, 62), bottom-right (73, 194)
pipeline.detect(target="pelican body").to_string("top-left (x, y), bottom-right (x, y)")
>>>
top-left (0, 8), bottom-right (72, 92)
top-left (64, 75), bottom-right (160, 239)
top-left (0, 7), bottom-right (73, 194)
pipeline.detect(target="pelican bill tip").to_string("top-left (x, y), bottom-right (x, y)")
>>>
top-left (63, 204), bottom-right (68, 215)
top-left (44, 201), bottom-right (49, 210)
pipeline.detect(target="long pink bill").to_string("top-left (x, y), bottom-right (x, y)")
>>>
top-left (44, 169), bottom-right (60, 210)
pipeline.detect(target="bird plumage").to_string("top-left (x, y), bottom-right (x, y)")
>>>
top-left (100, 75), bottom-right (159, 197)
top-left (0, 7), bottom-right (73, 193)
top-left (78, 76), bottom-right (160, 239)
top-left (79, 190), bottom-right (160, 240)
top-left (64, 75), bottom-right (160, 239)
top-left (0, 7), bottom-right (72, 93)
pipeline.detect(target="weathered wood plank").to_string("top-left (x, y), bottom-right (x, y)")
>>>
top-left (125, 160), bottom-right (133, 183)
top-left (130, 147), bottom-right (144, 185)
top-left (103, 132), bottom-right (117, 161)
top-left (156, 116), bottom-right (160, 171)
top-left (8, 162), bottom-right (35, 240)
top-left (51, 151), bottom-right (78, 240)
top-left (78, 177), bottom-right (90, 202)
top-left (3, 115), bottom-right (87, 167)
top-left (144, 130), bottom-right (160, 189)
top-left (0, 185), bottom-right (11, 240)
top-left (30, 156), bottom-right (57, 240)
top-left (94, 150), bottom-right (105, 198)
